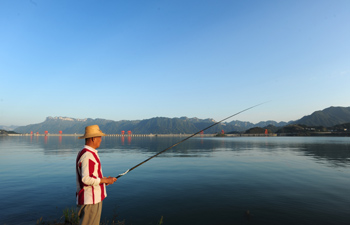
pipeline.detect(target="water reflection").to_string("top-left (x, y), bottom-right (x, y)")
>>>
top-left (7, 136), bottom-right (350, 168)
top-left (213, 137), bottom-right (350, 168)
top-left (300, 143), bottom-right (350, 167)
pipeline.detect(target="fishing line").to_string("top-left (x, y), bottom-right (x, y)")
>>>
top-left (115, 102), bottom-right (267, 178)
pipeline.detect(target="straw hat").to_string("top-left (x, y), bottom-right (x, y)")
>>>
top-left (78, 125), bottom-right (106, 139)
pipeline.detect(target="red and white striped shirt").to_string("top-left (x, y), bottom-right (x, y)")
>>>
top-left (76, 145), bottom-right (107, 205)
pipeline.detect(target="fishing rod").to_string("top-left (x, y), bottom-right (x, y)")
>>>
top-left (116, 102), bottom-right (267, 179)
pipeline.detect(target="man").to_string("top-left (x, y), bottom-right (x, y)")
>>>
top-left (76, 125), bottom-right (117, 225)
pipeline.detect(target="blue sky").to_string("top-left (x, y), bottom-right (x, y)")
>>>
top-left (1, 0), bottom-right (349, 126)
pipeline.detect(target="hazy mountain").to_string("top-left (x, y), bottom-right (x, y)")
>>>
top-left (255, 120), bottom-right (289, 127)
top-left (0, 125), bottom-right (18, 131)
top-left (226, 120), bottom-right (255, 129)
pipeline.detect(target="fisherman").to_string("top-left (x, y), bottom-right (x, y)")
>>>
top-left (76, 125), bottom-right (117, 225)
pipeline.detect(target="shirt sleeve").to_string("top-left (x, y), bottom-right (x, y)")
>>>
top-left (79, 153), bottom-right (101, 186)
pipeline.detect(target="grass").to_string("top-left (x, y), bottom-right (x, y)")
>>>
top-left (62, 207), bottom-right (79, 225)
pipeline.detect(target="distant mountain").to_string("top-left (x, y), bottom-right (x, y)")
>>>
top-left (226, 120), bottom-right (288, 132)
top-left (226, 120), bottom-right (255, 130)
top-left (13, 116), bottom-right (285, 134)
top-left (294, 106), bottom-right (350, 127)
top-left (255, 120), bottom-right (289, 127)
top-left (13, 106), bottom-right (349, 134)
top-left (0, 125), bottom-right (18, 131)
top-left (14, 116), bottom-right (140, 134)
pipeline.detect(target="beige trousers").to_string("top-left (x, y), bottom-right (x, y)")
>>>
top-left (78, 201), bottom-right (103, 225)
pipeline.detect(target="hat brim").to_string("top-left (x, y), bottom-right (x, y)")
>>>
top-left (78, 132), bottom-right (106, 139)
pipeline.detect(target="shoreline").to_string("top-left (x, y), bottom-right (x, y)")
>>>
top-left (5, 133), bottom-right (277, 137)
top-left (3, 133), bottom-right (349, 137)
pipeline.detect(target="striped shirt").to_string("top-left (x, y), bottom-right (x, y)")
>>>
top-left (76, 145), bottom-right (106, 205)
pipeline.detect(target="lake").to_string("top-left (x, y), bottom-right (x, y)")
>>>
top-left (0, 136), bottom-right (349, 225)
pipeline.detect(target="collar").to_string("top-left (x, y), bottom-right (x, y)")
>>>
top-left (84, 145), bottom-right (98, 153)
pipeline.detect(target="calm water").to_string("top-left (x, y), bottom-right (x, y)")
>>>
top-left (0, 136), bottom-right (350, 225)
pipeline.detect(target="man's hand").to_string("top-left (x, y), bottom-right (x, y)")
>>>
top-left (101, 176), bottom-right (117, 186)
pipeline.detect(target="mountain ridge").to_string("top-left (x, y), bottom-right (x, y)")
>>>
top-left (10, 106), bottom-right (350, 134)
top-left (294, 106), bottom-right (350, 127)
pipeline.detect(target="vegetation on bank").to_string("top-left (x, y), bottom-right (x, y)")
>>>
top-left (0, 129), bottom-right (18, 135)
top-left (226, 123), bottom-right (350, 136)
top-left (215, 133), bottom-right (227, 137)
top-left (273, 123), bottom-right (350, 136)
